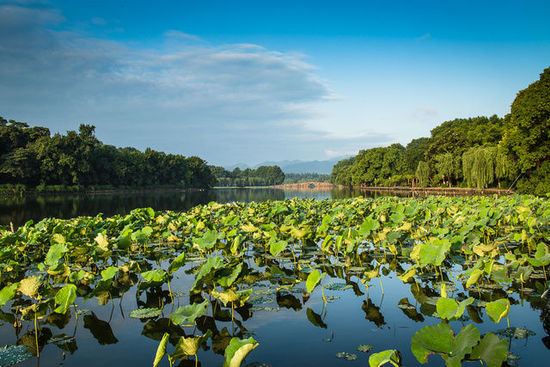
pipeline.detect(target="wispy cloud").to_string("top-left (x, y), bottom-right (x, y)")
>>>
top-left (418, 32), bottom-right (431, 40)
top-left (0, 4), bottom-right (391, 164)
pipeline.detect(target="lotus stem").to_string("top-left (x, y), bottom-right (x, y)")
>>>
top-left (378, 277), bottom-right (384, 294)
top-left (195, 354), bottom-right (198, 367)
top-left (321, 285), bottom-right (327, 307)
top-left (506, 315), bottom-right (510, 329)
top-left (34, 311), bottom-right (39, 357)
top-left (167, 278), bottom-right (174, 305)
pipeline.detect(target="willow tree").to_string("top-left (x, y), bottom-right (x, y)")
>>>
top-left (434, 153), bottom-right (461, 187)
top-left (415, 161), bottom-right (430, 187)
top-left (462, 147), bottom-right (495, 189)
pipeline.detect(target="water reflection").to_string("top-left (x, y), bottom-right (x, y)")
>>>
top-left (0, 186), bottom-right (432, 227)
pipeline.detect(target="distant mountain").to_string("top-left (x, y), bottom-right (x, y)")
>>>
top-left (256, 159), bottom-right (343, 174)
top-left (224, 163), bottom-right (251, 171)
top-left (222, 158), bottom-right (346, 174)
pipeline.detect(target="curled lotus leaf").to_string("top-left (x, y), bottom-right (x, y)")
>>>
top-left (153, 333), bottom-right (169, 367)
top-left (223, 337), bottom-right (259, 367)
top-left (306, 270), bottom-right (326, 293)
top-left (368, 349), bottom-right (401, 367)
top-left (129, 308), bottom-right (162, 319)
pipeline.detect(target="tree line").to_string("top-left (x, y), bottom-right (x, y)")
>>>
top-left (331, 67), bottom-right (550, 195)
top-left (0, 121), bottom-right (216, 190)
top-left (209, 165), bottom-right (285, 187)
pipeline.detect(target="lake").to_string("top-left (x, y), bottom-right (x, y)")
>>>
top-left (0, 192), bottom-right (548, 367)
top-left (0, 187), bottom-right (372, 227)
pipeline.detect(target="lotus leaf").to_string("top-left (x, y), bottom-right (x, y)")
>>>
top-left (306, 269), bottom-right (325, 293)
top-left (368, 349), bottom-right (401, 367)
top-left (0, 345), bottom-right (33, 366)
top-left (54, 284), bottom-right (77, 314)
top-left (140, 269), bottom-right (166, 283)
top-left (269, 240), bottom-right (287, 256)
top-left (465, 268), bottom-right (483, 288)
top-left (470, 333), bottom-right (508, 367)
top-left (485, 298), bottom-right (510, 324)
top-left (358, 344), bottom-right (373, 352)
top-left (0, 284), bottom-right (19, 307)
top-left (18, 276), bottom-right (41, 298)
top-left (335, 352), bottom-right (357, 360)
top-left (44, 243), bottom-right (69, 267)
top-left (170, 300), bottom-right (208, 324)
top-left (153, 332), bottom-right (169, 367)
top-left (411, 323), bottom-right (480, 366)
top-left (94, 233), bottom-right (109, 252)
top-left (168, 252), bottom-right (186, 274)
top-left (129, 308), bottom-right (162, 319)
top-left (418, 238), bottom-right (451, 267)
top-left (223, 337), bottom-right (259, 367)
top-left (100, 266), bottom-right (118, 281)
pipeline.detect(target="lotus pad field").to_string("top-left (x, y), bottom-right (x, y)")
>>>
top-left (0, 195), bottom-right (549, 366)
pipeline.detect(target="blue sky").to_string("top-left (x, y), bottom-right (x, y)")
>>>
top-left (1, 0), bottom-right (549, 165)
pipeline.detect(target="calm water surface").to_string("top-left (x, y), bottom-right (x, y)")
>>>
top-left (0, 187), bottom-right (370, 227)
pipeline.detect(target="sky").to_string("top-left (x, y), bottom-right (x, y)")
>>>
top-left (1, 0), bottom-right (549, 166)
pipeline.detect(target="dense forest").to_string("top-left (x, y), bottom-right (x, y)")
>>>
top-left (331, 67), bottom-right (550, 195)
top-left (283, 173), bottom-right (330, 183)
top-left (209, 165), bottom-right (285, 187)
top-left (0, 121), bottom-right (216, 190)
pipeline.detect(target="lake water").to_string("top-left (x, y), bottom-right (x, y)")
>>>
top-left (0, 189), bottom-right (548, 367)
top-left (0, 187), bottom-right (372, 227)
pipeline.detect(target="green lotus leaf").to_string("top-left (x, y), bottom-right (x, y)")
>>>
top-left (465, 269), bottom-right (483, 288)
top-left (223, 337), bottom-right (259, 367)
top-left (470, 332), bottom-right (508, 367)
top-left (100, 266), bottom-right (119, 281)
top-left (192, 256), bottom-right (224, 291)
top-left (0, 283), bottom-right (19, 307)
top-left (140, 269), bottom-right (167, 283)
top-left (54, 284), bottom-right (77, 314)
top-left (411, 323), bottom-right (454, 363)
top-left (153, 332), bottom-right (169, 367)
top-left (418, 238), bottom-right (451, 267)
top-left (216, 263), bottom-right (243, 288)
top-left (306, 269), bottom-right (326, 293)
top-left (170, 300), bottom-right (209, 324)
top-left (0, 345), bottom-right (33, 366)
top-left (168, 252), bottom-right (186, 274)
top-left (44, 242), bottom-right (69, 267)
top-left (359, 217), bottom-right (379, 236)
top-left (436, 297), bottom-right (459, 320)
top-left (129, 308), bottom-right (162, 319)
top-left (172, 330), bottom-right (212, 359)
top-left (368, 349), bottom-right (401, 367)
top-left (485, 298), bottom-right (510, 323)
top-left (269, 240), bottom-right (287, 256)
top-left (411, 323), bottom-right (480, 366)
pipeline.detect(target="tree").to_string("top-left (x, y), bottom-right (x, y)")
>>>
top-left (415, 161), bottom-right (430, 186)
top-left (404, 137), bottom-right (431, 174)
top-left (501, 67), bottom-right (550, 194)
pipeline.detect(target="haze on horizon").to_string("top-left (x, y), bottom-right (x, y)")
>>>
top-left (1, 0), bottom-right (549, 166)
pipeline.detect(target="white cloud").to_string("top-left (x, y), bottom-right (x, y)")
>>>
top-left (0, 4), bottom-right (391, 165)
